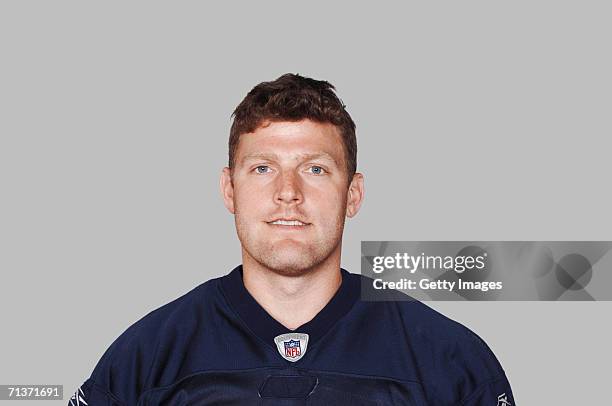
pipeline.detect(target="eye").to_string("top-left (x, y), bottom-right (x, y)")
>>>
top-left (254, 165), bottom-right (271, 174)
top-left (308, 166), bottom-right (326, 175)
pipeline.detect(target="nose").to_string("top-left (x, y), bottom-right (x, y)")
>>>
top-left (274, 171), bottom-right (303, 205)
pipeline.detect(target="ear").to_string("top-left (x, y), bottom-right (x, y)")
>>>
top-left (220, 167), bottom-right (236, 214)
top-left (345, 172), bottom-right (364, 218)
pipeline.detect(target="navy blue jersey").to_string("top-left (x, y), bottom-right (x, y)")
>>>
top-left (70, 266), bottom-right (515, 405)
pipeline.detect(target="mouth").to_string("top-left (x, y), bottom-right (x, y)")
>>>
top-left (266, 219), bottom-right (311, 227)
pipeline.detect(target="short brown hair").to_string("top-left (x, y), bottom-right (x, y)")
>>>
top-left (229, 73), bottom-right (357, 182)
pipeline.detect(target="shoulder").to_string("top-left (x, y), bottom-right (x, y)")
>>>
top-left (86, 276), bottom-right (223, 405)
top-left (354, 271), bottom-right (499, 347)
top-left (97, 275), bottom-right (221, 361)
top-left (353, 272), bottom-right (514, 404)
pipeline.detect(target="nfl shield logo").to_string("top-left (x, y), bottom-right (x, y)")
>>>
top-left (274, 333), bottom-right (309, 362)
top-left (284, 339), bottom-right (301, 358)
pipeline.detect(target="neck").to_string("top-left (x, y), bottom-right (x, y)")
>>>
top-left (241, 252), bottom-right (343, 330)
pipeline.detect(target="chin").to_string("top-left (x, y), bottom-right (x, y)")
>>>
top-left (267, 254), bottom-right (316, 276)
top-left (254, 247), bottom-right (320, 277)
top-left (241, 235), bottom-right (341, 277)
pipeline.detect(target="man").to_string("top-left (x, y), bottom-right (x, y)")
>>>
top-left (71, 74), bottom-right (516, 405)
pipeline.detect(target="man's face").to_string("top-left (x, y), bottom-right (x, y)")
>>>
top-left (220, 119), bottom-right (364, 277)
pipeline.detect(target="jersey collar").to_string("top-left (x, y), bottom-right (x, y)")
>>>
top-left (220, 264), bottom-right (360, 348)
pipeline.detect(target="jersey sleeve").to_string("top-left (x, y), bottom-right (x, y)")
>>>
top-left (68, 379), bottom-right (124, 406)
top-left (69, 320), bottom-right (158, 405)
top-left (461, 375), bottom-right (516, 405)
top-left (417, 313), bottom-right (517, 405)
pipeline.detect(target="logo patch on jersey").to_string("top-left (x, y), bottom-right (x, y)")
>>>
top-left (274, 332), bottom-right (309, 362)
top-left (70, 386), bottom-right (88, 406)
top-left (284, 339), bottom-right (301, 358)
top-left (497, 393), bottom-right (511, 406)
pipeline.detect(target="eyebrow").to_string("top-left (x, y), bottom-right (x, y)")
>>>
top-left (240, 152), bottom-right (339, 166)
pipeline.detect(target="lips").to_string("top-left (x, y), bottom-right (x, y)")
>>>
top-left (266, 218), bottom-right (311, 226)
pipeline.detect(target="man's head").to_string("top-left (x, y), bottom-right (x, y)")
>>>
top-left (228, 74), bottom-right (357, 183)
top-left (220, 74), bottom-right (364, 277)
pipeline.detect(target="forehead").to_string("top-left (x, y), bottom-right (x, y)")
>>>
top-left (235, 120), bottom-right (345, 164)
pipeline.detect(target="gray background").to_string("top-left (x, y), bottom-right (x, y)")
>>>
top-left (1, 1), bottom-right (610, 405)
